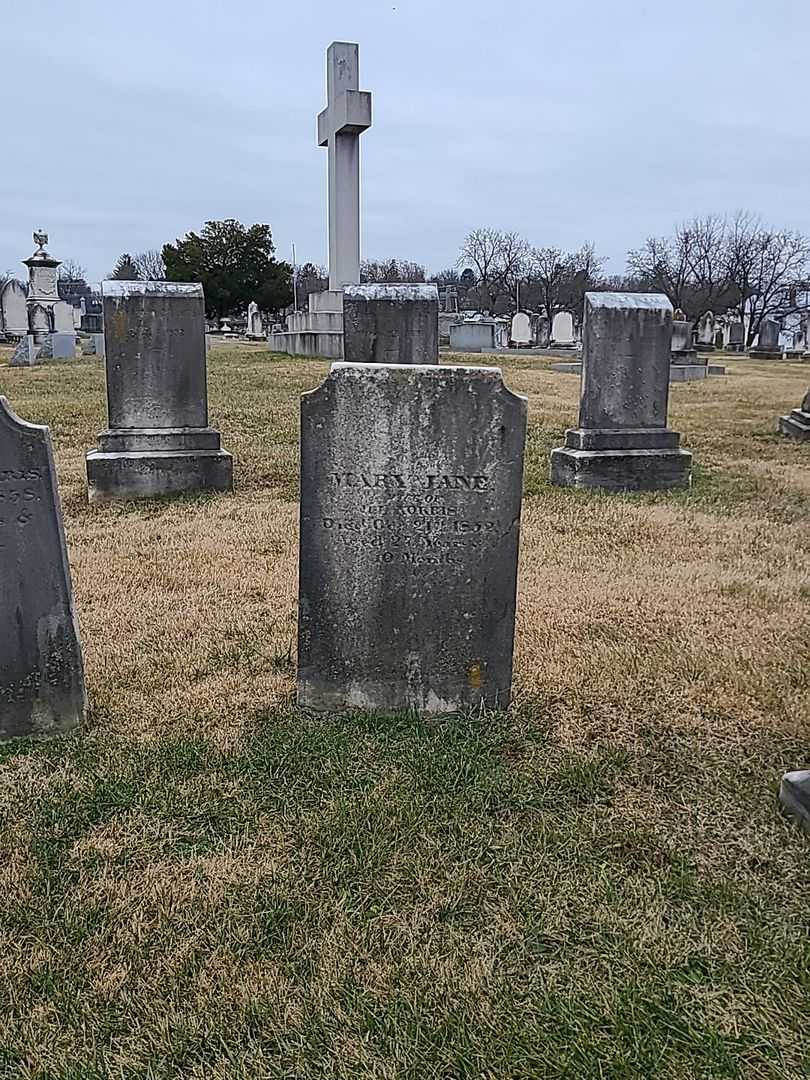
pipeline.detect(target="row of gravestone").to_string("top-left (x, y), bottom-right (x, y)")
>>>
top-left (3, 287), bottom-right (809, 739)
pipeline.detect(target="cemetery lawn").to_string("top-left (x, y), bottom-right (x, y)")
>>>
top-left (1, 343), bottom-right (810, 1080)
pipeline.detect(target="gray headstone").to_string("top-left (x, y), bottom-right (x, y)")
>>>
top-left (778, 386), bottom-right (810, 440)
top-left (751, 318), bottom-right (782, 355)
top-left (50, 332), bottom-right (76, 360)
top-left (0, 279), bottom-right (27, 335)
top-left (298, 362), bottom-right (527, 714)
top-left (86, 281), bottom-right (232, 501)
top-left (779, 770), bottom-right (810, 834)
top-left (0, 397), bottom-right (86, 738)
top-left (343, 284), bottom-right (439, 365)
top-left (10, 335), bottom-right (37, 368)
top-left (550, 292), bottom-right (692, 491)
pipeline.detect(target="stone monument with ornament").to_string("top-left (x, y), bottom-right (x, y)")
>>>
top-left (11, 231), bottom-right (76, 367)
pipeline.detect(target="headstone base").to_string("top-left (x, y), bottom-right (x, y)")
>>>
top-left (669, 364), bottom-right (707, 382)
top-left (749, 347), bottom-right (783, 359)
top-left (671, 349), bottom-right (700, 364)
top-left (86, 444), bottom-right (233, 502)
top-left (778, 408), bottom-right (810, 441)
top-left (550, 428), bottom-right (692, 491)
top-left (779, 770), bottom-right (810, 834)
top-left (10, 335), bottom-right (37, 367)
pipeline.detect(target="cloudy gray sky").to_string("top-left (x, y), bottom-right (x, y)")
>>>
top-left (2, 0), bottom-right (808, 282)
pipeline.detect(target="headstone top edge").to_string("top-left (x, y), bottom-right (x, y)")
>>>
top-left (0, 396), bottom-right (49, 439)
top-left (586, 291), bottom-right (672, 312)
top-left (329, 361), bottom-right (504, 377)
top-left (101, 281), bottom-right (204, 300)
top-left (344, 284), bottom-right (439, 302)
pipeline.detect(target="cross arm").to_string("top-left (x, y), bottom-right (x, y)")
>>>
top-left (317, 90), bottom-right (372, 147)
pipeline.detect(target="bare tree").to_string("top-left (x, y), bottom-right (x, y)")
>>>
top-left (457, 228), bottom-right (530, 311)
top-left (627, 231), bottom-right (694, 311)
top-left (294, 262), bottom-right (328, 304)
top-left (360, 258), bottom-right (425, 283)
top-left (57, 258), bottom-right (88, 282)
top-left (725, 212), bottom-right (810, 345)
top-left (132, 249), bottom-right (166, 280)
top-left (429, 267), bottom-right (461, 286)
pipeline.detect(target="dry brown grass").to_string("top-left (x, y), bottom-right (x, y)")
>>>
top-left (0, 343), bottom-right (808, 1078)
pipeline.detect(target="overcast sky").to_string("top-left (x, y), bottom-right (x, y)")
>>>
top-left (2, 0), bottom-right (808, 282)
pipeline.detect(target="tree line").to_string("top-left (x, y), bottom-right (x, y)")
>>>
top-left (44, 209), bottom-right (810, 343)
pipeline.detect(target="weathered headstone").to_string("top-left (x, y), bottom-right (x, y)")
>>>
top-left (727, 319), bottom-right (744, 351)
top-left (696, 311), bottom-right (715, 350)
top-left (246, 301), bottom-right (263, 338)
top-left (298, 362), bottom-right (527, 713)
top-left (52, 301), bottom-right (75, 332)
top-left (0, 279), bottom-right (27, 336)
top-left (86, 282), bottom-right (233, 501)
top-left (750, 318), bottom-right (782, 359)
top-left (779, 770), bottom-right (810, 834)
top-left (550, 292), bottom-right (692, 491)
top-left (449, 320), bottom-right (500, 353)
top-left (551, 311), bottom-right (575, 347)
top-left (778, 388), bottom-right (810, 441)
top-left (10, 336), bottom-right (37, 368)
top-left (511, 311), bottom-right (532, 346)
top-left (671, 319), bottom-right (699, 363)
top-left (343, 284), bottom-right (438, 364)
top-left (0, 397), bottom-right (86, 738)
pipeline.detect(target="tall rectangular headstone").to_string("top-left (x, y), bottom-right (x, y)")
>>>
top-left (86, 282), bottom-right (233, 502)
top-left (550, 292), bottom-right (692, 491)
top-left (298, 363), bottom-right (527, 713)
top-left (0, 397), bottom-right (86, 738)
top-left (343, 284), bottom-right (439, 364)
top-left (750, 317), bottom-right (782, 358)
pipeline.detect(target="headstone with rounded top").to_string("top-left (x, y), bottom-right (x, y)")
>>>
top-left (510, 311), bottom-right (531, 346)
top-left (551, 311), bottom-right (575, 347)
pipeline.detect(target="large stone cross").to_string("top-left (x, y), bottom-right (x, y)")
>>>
top-left (317, 42), bottom-right (372, 292)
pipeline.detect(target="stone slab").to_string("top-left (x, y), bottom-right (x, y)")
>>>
top-left (50, 333), bottom-right (76, 360)
top-left (298, 362), bottom-right (527, 714)
top-left (778, 408), bottom-right (810, 441)
top-left (86, 449), bottom-right (233, 502)
top-left (707, 364), bottom-right (726, 376)
top-left (779, 770), bottom-right (810, 834)
top-left (579, 292), bottom-right (672, 429)
top-left (669, 365), bottom-right (707, 382)
top-left (343, 284), bottom-right (438, 365)
top-left (101, 281), bottom-right (208, 430)
top-left (549, 446), bottom-right (692, 491)
top-left (549, 362), bottom-right (582, 374)
top-left (0, 397), bottom-right (86, 738)
top-left (10, 335), bottom-right (37, 367)
top-left (267, 330), bottom-right (344, 359)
